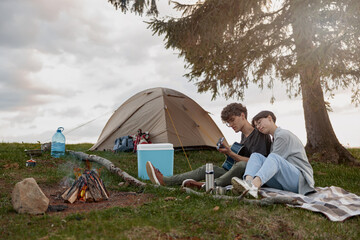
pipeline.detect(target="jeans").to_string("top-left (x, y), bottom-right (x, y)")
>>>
top-left (244, 153), bottom-right (300, 193)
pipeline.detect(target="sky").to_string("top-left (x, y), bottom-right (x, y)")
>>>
top-left (1, 0), bottom-right (359, 148)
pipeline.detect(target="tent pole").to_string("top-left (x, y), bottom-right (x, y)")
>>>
top-left (165, 106), bottom-right (192, 170)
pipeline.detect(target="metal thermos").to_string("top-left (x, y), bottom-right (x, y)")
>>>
top-left (205, 163), bottom-right (214, 192)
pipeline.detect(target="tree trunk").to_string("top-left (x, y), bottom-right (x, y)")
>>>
top-left (300, 72), bottom-right (358, 165)
top-left (292, 9), bottom-right (358, 165)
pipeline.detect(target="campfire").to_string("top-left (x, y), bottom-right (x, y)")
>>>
top-left (62, 168), bottom-right (109, 203)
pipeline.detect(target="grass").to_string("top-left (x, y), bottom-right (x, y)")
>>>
top-left (0, 143), bottom-right (359, 240)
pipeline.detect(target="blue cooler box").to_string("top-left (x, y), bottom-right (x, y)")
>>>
top-left (137, 143), bottom-right (174, 180)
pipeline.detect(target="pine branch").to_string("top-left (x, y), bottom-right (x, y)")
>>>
top-left (171, 1), bottom-right (203, 17)
top-left (107, 0), bottom-right (158, 16)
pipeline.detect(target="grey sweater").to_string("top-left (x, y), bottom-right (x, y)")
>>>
top-left (271, 127), bottom-right (315, 195)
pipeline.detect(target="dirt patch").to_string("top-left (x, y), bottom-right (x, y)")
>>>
top-left (41, 185), bottom-right (154, 216)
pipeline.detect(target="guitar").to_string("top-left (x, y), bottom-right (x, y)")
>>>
top-left (220, 141), bottom-right (250, 171)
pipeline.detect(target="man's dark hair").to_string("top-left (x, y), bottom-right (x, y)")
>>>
top-left (221, 103), bottom-right (247, 122)
top-left (251, 110), bottom-right (277, 127)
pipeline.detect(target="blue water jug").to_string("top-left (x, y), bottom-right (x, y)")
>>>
top-left (51, 127), bottom-right (65, 158)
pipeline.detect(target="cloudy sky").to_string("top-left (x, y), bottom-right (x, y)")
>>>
top-left (1, 0), bottom-right (359, 148)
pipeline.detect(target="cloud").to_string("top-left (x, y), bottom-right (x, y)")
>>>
top-left (0, 48), bottom-right (58, 111)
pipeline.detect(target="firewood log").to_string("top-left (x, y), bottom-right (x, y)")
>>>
top-left (87, 177), bottom-right (103, 202)
top-left (62, 179), bottom-right (81, 200)
top-left (61, 187), bottom-right (71, 200)
top-left (89, 171), bottom-right (109, 199)
top-left (67, 188), bottom-right (79, 204)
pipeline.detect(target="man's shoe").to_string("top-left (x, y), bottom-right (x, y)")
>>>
top-left (231, 177), bottom-right (259, 198)
top-left (181, 179), bottom-right (205, 190)
top-left (146, 161), bottom-right (164, 186)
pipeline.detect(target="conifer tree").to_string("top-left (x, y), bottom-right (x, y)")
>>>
top-left (109, 0), bottom-right (360, 165)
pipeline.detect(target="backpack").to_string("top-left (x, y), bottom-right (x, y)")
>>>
top-left (113, 135), bottom-right (134, 152)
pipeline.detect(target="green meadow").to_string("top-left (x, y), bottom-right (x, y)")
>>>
top-left (1, 143), bottom-right (359, 240)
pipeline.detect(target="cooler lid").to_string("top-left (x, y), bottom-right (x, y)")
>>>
top-left (137, 143), bottom-right (173, 150)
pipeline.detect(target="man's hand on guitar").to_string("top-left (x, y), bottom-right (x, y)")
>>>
top-left (217, 142), bottom-right (231, 155)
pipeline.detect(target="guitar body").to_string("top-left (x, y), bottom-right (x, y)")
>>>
top-left (221, 142), bottom-right (249, 171)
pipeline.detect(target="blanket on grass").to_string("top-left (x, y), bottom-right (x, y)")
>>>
top-left (259, 186), bottom-right (360, 222)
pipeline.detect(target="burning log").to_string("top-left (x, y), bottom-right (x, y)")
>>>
top-left (62, 170), bottom-right (109, 203)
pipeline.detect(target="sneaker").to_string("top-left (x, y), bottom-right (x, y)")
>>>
top-left (231, 177), bottom-right (259, 198)
top-left (181, 179), bottom-right (205, 190)
top-left (146, 161), bottom-right (164, 186)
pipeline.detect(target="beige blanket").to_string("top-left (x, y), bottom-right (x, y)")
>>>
top-left (259, 186), bottom-right (360, 222)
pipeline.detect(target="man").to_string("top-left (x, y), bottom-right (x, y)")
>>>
top-left (232, 111), bottom-right (315, 198)
top-left (146, 103), bottom-right (272, 188)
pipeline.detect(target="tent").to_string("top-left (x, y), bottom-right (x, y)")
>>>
top-left (90, 87), bottom-right (228, 151)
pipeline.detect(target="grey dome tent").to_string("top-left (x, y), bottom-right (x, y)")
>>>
top-left (90, 87), bottom-right (227, 151)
